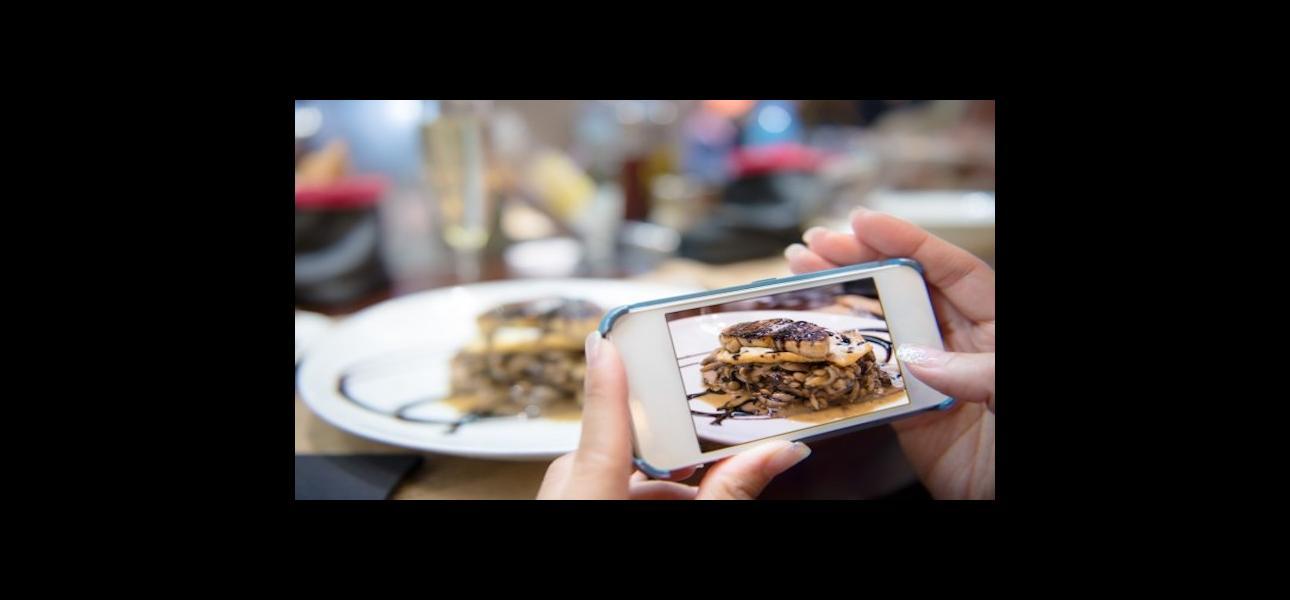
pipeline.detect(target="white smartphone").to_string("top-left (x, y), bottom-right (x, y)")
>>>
top-left (599, 258), bottom-right (951, 477)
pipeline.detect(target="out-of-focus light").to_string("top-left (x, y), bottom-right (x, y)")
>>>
top-left (963, 191), bottom-right (996, 219)
top-left (757, 105), bottom-right (792, 133)
top-left (616, 101), bottom-right (645, 124)
top-left (620, 221), bottom-right (680, 254)
top-left (704, 100), bottom-right (755, 118)
top-left (504, 237), bottom-right (583, 278)
top-left (295, 106), bottom-right (322, 138)
top-left (501, 201), bottom-right (557, 240)
top-left (648, 101), bottom-right (677, 124)
top-left (385, 100), bottom-right (422, 125)
top-left (491, 109), bottom-right (529, 160)
top-left (421, 100), bottom-right (440, 124)
top-left (652, 174), bottom-right (687, 201)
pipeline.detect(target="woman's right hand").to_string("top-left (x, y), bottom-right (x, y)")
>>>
top-left (786, 208), bottom-right (995, 499)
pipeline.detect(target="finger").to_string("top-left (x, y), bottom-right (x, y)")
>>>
top-left (896, 345), bottom-right (995, 412)
top-left (850, 208), bottom-right (995, 323)
top-left (537, 453), bottom-right (576, 499)
top-left (568, 332), bottom-right (633, 498)
top-left (659, 465), bottom-right (698, 482)
top-left (634, 464), bottom-right (698, 482)
top-left (696, 440), bottom-right (812, 500)
top-left (803, 227), bottom-right (879, 266)
top-left (785, 244), bottom-right (838, 274)
top-left (629, 480), bottom-right (701, 500)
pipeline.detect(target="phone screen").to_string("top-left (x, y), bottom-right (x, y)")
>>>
top-left (665, 277), bottom-right (909, 452)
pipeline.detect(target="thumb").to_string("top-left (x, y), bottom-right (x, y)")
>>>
top-left (696, 440), bottom-right (812, 500)
top-left (896, 345), bottom-right (994, 413)
top-left (566, 331), bottom-right (634, 499)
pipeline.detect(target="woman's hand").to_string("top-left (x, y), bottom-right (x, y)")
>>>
top-left (537, 332), bottom-right (812, 499)
top-left (785, 207), bottom-right (995, 499)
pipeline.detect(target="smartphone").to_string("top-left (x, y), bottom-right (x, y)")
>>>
top-left (599, 258), bottom-right (951, 477)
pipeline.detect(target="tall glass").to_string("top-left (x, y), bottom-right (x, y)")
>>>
top-left (421, 101), bottom-right (493, 281)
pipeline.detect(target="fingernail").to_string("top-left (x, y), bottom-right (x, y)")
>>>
top-left (784, 243), bottom-right (807, 260)
top-left (896, 344), bottom-right (943, 366)
top-left (802, 226), bottom-right (828, 245)
top-left (585, 331), bottom-right (603, 362)
top-left (848, 206), bottom-right (870, 220)
top-left (767, 442), bottom-right (812, 472)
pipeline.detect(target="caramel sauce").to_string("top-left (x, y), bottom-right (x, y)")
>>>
top-left (443, 395), bottom-right (482, 413)
top-left (786, 390), bottom-right (909, 423)
top-left (694, 391), bottom-right (734, 409)
top-left (689, 389), bottom-right (908, 423)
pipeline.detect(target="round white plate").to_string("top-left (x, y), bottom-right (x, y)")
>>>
top-left (668, 310), bottom-right (907, 447)
top-left (295, 310), bottom-right (334, 363)
top-left (297, 278), bottom-right (699, 460)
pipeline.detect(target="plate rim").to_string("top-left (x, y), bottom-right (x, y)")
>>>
top-left (297, 278), bottom-right (703, 460)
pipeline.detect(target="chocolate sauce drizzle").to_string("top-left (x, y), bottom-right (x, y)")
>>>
top-left (335, 350), bottom-right (521, 434)
top-left (693, 408), bottom-right (771, 425)
top-left (683, 326), bottom-right (898, 424)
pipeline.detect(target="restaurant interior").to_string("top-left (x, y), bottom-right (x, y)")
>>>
top-left (294, 99), bottom-right (995, 500)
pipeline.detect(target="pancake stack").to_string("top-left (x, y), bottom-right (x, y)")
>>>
top-left (450, 298), bottom-right (602, 416)
top-left (699, 318), bottom-right (893, 416)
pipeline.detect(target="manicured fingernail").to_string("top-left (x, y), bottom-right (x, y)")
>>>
top-left (784, 243), bottom-right (807, 260)
top-left (767, 442), bottom-right (812, 472)
top-left (585, 331), bottom-right (603, 362)
top-left (802, 226), bottom-right (828, 245)
top-left (896, 344), bottom-right (943, 366)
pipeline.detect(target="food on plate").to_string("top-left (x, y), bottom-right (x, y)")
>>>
top-left (699, 318), bottom-right (895, 416)
top-left (449, 298), bottom-right (602, 417)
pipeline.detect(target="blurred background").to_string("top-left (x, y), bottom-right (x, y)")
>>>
top-left (294, 99), bottom-right (994, 314)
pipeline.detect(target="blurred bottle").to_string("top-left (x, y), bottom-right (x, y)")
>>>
top-left (421, 100), bottom-right (494, 281)
top-left (611, 100), bottom-right (649, 222)
top-left (571, 101), bottom-right (625, 183)
top-left (578, 182), bottom-right (624, 276)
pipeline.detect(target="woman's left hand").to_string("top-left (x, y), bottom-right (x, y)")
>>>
top-left (537, 332), bottom-right (812, 500)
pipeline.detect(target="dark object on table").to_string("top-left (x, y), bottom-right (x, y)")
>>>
top-left (295, 176), bottom-right (391, 306)
top-left (679, 144), bottom-right (825, 264)
top-left (295, 454), bottom-right (423, 500)
top-left (756, 424), bottom-right (921, 499)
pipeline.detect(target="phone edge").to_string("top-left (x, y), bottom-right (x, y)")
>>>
top-left (601, 257), bottom-right (942, 479)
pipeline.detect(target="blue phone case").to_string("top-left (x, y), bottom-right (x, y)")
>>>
top-left (599, 258), bottom-right (955, 479)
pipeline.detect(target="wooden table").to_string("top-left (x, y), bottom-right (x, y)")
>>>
top-left (295, 256), bottom-right (921, 499)
top-left (295, 394), bottom-right (551, 499)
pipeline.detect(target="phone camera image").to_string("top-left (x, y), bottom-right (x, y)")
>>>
top-left (666, 278), bottom-right (909, 452)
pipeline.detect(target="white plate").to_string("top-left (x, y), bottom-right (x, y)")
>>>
top-left (669, 310), bottom-right (907, 447)
top-left (295, 310), bottom-right (334, 363)
top-left (297, 279), bottom-right (700, 460)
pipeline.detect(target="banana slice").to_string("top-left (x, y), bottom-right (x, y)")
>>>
top-left (719, 319), bottom-right (832, 359)
top-left (715, 334), bottom-right (872, 367)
